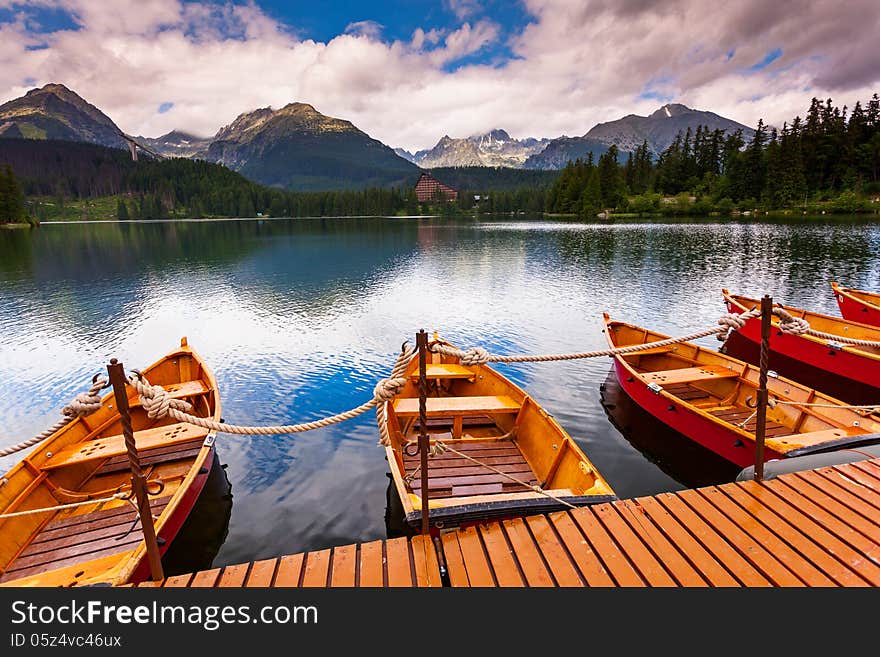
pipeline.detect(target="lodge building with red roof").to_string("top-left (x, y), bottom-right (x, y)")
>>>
top-left (414, 172), bottom-right (458, 202)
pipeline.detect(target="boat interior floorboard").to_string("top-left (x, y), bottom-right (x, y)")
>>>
top-left (707, 407), bottom-right (791, 436)
top-left (402, 438), bottom-right (537, 499)
top-left (0, 496), bottom-right (171, 584)
top-left (662, 382), bottom-right (715, 402)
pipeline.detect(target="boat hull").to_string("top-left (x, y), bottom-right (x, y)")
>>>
top-left (128, 442), bottom-right (215, 584)
top-left (612, 358), bottom-right (785, 469)
top-left (723, 301), bottom-right (880, 403)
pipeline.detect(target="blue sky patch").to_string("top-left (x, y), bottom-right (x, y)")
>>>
top-left (258, 0), bottom-right (533, 67)
top-left (638, 90), bottom-right (674, 103)
top-left (158, 102), bottom-right (174, 114)
top-left (638, 76), bottom-right (675, 103)
top-left (747, 47), bottom-right (782, 72)
top-left (0, 4), bottom-right (80, 33)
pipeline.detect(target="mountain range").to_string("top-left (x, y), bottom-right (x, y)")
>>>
top-left (523, 104), bottom-right (755, 169)
top-left (397, 129), bottom-right (551, 168)
top-left (0, 83), bottom-right (756, 190)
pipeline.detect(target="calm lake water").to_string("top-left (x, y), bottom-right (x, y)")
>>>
top-left (2, 215), bottom-right (879, 570)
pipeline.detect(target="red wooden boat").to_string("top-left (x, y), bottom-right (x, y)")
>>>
top-left (832, 281), bottom-right (880, 328)
top-left (603, 314), bottom-right (880, 469)
top-left (722, 289), bottom-right (880, 405)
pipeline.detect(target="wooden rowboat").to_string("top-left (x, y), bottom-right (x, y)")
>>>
top-left (722, 289), bottom-right (880, 404)
top-left (604, 313), bottom-right (880, 468)
top-left (832, 281), bottom-right (880, 328)
top-left (381, 335), bottom-right (616, 530)
top-left (0, 337), bottom-right (220, 587)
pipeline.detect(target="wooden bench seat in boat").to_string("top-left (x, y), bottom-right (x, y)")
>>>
top-left (40, 422), bottom-right (209, 471)
top-left (394, 396), bottom-right (520, 439)
top-left (127, 379), bottom-right (209, 409)
top-left (393, 395), bottom-right (520, 417)
top-left (409, 364), bottom-right (475, 381)
top-left (644, 365), bottom-right (739, 385)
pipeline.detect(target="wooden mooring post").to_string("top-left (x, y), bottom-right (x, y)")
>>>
top-left (416, 330), bottom-right (430, 535)
top-left (106, 358), bottom-right (165, 581)
top-left (753, 295), bottom-right (773, 481)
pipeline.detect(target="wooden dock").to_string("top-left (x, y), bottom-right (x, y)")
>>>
top-left (136, 456), bottom-right (880, 587)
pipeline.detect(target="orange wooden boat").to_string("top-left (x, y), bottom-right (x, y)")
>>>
top-left (0, 337), bottom-right (220, 587)
top-left (604, 314), bottom-right (880, 468)
top-left (832, 281), bottom-right (880, 328)
top-left (722, 289), bottom-right (880, 404)
top-left (381, 334), bottom-right (616, 530)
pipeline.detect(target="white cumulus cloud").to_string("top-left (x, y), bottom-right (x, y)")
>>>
top-left (0, 0), bottom-right (877, 152)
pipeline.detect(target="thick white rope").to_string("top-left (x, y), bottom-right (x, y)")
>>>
top-left (112, 312), bottom-right (757, 439)
top-left (0, 492), bottom-right (128, 519)
top-left (0, 376), bottom-right (108, 458)
top-left (14, 304), bottom-right (870, 450)
top-left (431, 308), bottom-right (762, 364)
top-left (771, 306), bottom-right (880, 347)
top-left (128, 344), bottom-right (416, 438)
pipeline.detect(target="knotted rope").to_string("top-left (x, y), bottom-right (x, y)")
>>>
top-left (376, 343), bottom-right (417, 446)
top-left (0, 375), bottom-right (108, 458)
top-left (772, 306), bottom-right (880, 347)
top-left (715, 308), bottom-right (763, 339)
top-left (132, 375), bottom-right (194, 419)
top-left (127, 344), bottom-right (416, 438)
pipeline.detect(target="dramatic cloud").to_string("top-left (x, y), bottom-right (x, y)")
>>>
top-left (0, 0), bottom-right (877, 151)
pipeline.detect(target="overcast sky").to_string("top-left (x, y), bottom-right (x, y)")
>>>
top-left (1, 0), bottom-right (878, 151)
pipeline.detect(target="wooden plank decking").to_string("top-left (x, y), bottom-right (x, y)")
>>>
top-left (135, 457), bottom-right (880, 588)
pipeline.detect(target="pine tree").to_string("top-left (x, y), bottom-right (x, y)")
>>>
top-left (582, 168), bottom-right (602, 216)
top-left (0, 165), bottom-right (25, 223)
top-left (0, 165), bottom-right (10, 223)
top-left (597, 145), bottom-right (624, 207)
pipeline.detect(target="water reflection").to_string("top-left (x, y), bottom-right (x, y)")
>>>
top-left (1, 215), bottom-right (878, 565)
